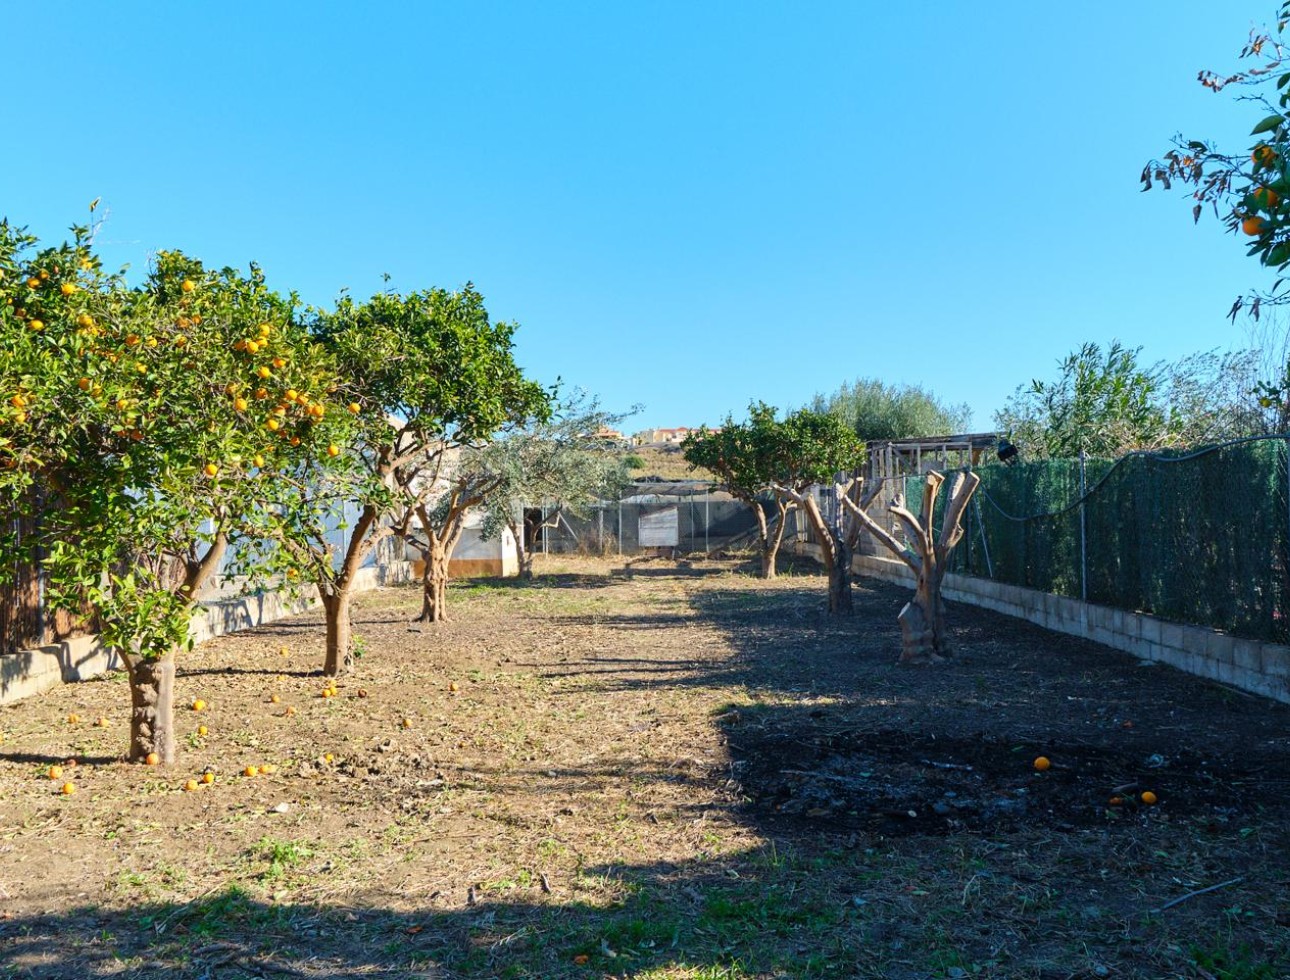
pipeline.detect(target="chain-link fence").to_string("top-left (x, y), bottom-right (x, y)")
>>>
top-left (873, 436), bottom-right (1290, 644)
top-left (533, 491), bottom-right (771, 556)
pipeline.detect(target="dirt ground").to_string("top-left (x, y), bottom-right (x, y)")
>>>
top-left (0, 554), bottom-right (1288, 979)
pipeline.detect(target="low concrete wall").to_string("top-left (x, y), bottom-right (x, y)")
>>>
top-left (0, 634), bottom-right (121, 707)
top-left (792, 543), bottom-right (1290, 705)
top-left (0, 561), bottom-right (413, 706)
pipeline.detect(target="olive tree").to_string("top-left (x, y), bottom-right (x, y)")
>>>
top-left (466, 394), bottom-right (633, 579)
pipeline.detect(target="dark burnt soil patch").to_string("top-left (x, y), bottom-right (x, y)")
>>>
top-left (730, 724), bottom-right (1273, 836)
top-left (699, 573), bottom-right (1290, 842)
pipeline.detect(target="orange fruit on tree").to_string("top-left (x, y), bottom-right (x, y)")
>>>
top-left (348, 402), bottom-right (361, 414)
top-left (203, 464), bottom-right (218, 478)
top-left (234, 397), bottom-right (248, 412)
top-left (272, 357), bottom-right (286, 369)
top-left (76, 314), bottom-right (94, 329)
top-left (174, 334), bottom-right (187, 347)
top-left (245, 339), bottom-right (260, 355)
top-left (1254, 144), bottom-right (1278, 167)
top-left (327, 444), bottom-right (340, 457)
top-left (125, 333), bottom-right (141, 346)
top-left (1033, 756), bottom-right (1051, 771)
top-left (25, 277), bottom-right (39, 289)
top-left (254, 387), bottom-right (269, 399)
top-left (257, 366), bottom-right (273, 379)
top-left (253, 454), bottom-right (265, 468)
top-left (285, 389), bottom-right (299, 402)
top-left (258, 323), bottom-right (271, 338)
top-left (77, 378), bottom-right (90, 390)
top-left (180, 279), bottom-right (195, 293)
top-left (60, 282), bottom-right (77, 296)
top-left (28, 319), bottom-right (44, 331)
top-left (266, 418), bottom-right (280, 431)
top-left (1140, 790), bottom-right (1158, 805)
top-left (1242, 215), bottom-right (1267, 236)
top-left (146, 752), bottom-right (161, 766)
top-left (1255, 186), bottom-right (1281, 208)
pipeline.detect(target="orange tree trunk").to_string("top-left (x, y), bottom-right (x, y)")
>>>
top-left (321, 588), bottom-right (353, 676)
top-left (128, 654), bottom-right (177, 763)
top-left (801, 494), bottom-right (851, 615)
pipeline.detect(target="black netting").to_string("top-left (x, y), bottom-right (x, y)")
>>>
top-left (890, 438), bottom-right (1290, 643)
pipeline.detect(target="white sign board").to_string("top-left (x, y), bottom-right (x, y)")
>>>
top-left (638, 506), bottom-right (679, 547)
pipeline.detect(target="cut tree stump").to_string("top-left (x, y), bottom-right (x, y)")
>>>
top-left (842, 469), bottom-right (980, 664)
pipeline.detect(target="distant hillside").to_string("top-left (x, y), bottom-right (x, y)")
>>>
top-left (620, 444), bottom-right (715, 482)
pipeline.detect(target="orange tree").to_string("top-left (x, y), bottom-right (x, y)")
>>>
top-left (1, 220), bottom-right (353, 763)
top-left (1145, 1), bottom-right (1290, 328)
top-left (248, 283), bottom-right (549, 671)
top-left (764, 408), bottom-right (865, 615)
top-left (683, 402), bottom-right (799, 580)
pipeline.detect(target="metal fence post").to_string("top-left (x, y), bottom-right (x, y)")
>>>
top-left (704, 494), bottom-right (710, 554)
top-left (618, 499), bottom-right (623, 556)
top-left (1079, 450), bottom-right (1088, 602)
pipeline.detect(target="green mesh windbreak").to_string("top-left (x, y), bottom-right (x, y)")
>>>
top-left (900, 438), bottom-right (1290, 643)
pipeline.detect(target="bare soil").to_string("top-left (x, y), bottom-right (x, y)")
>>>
top-left (0, 554), bottom-right (1287, 979)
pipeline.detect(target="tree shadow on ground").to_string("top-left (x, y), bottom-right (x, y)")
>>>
top-left (0, 843), bottom-right (906, 979)
top-left (6, 563), bottom-right (1290, 979)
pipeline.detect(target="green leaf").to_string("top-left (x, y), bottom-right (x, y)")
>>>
top-left (1251, 114), bottom-right (1285, 136)
top-left (1268, 241), bottom-right (1290, 266)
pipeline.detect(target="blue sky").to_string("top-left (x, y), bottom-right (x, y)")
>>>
top-left (3, 1), bottom-right (1280, 431)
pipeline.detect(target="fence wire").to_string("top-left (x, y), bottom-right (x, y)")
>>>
top-left (886, 436), bottom-right (1290, 644)
top-left (535, 494), bottom-right (769, 556)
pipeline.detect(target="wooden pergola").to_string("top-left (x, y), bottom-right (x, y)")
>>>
top-left (866, 433), bottom-right (1000, 481)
